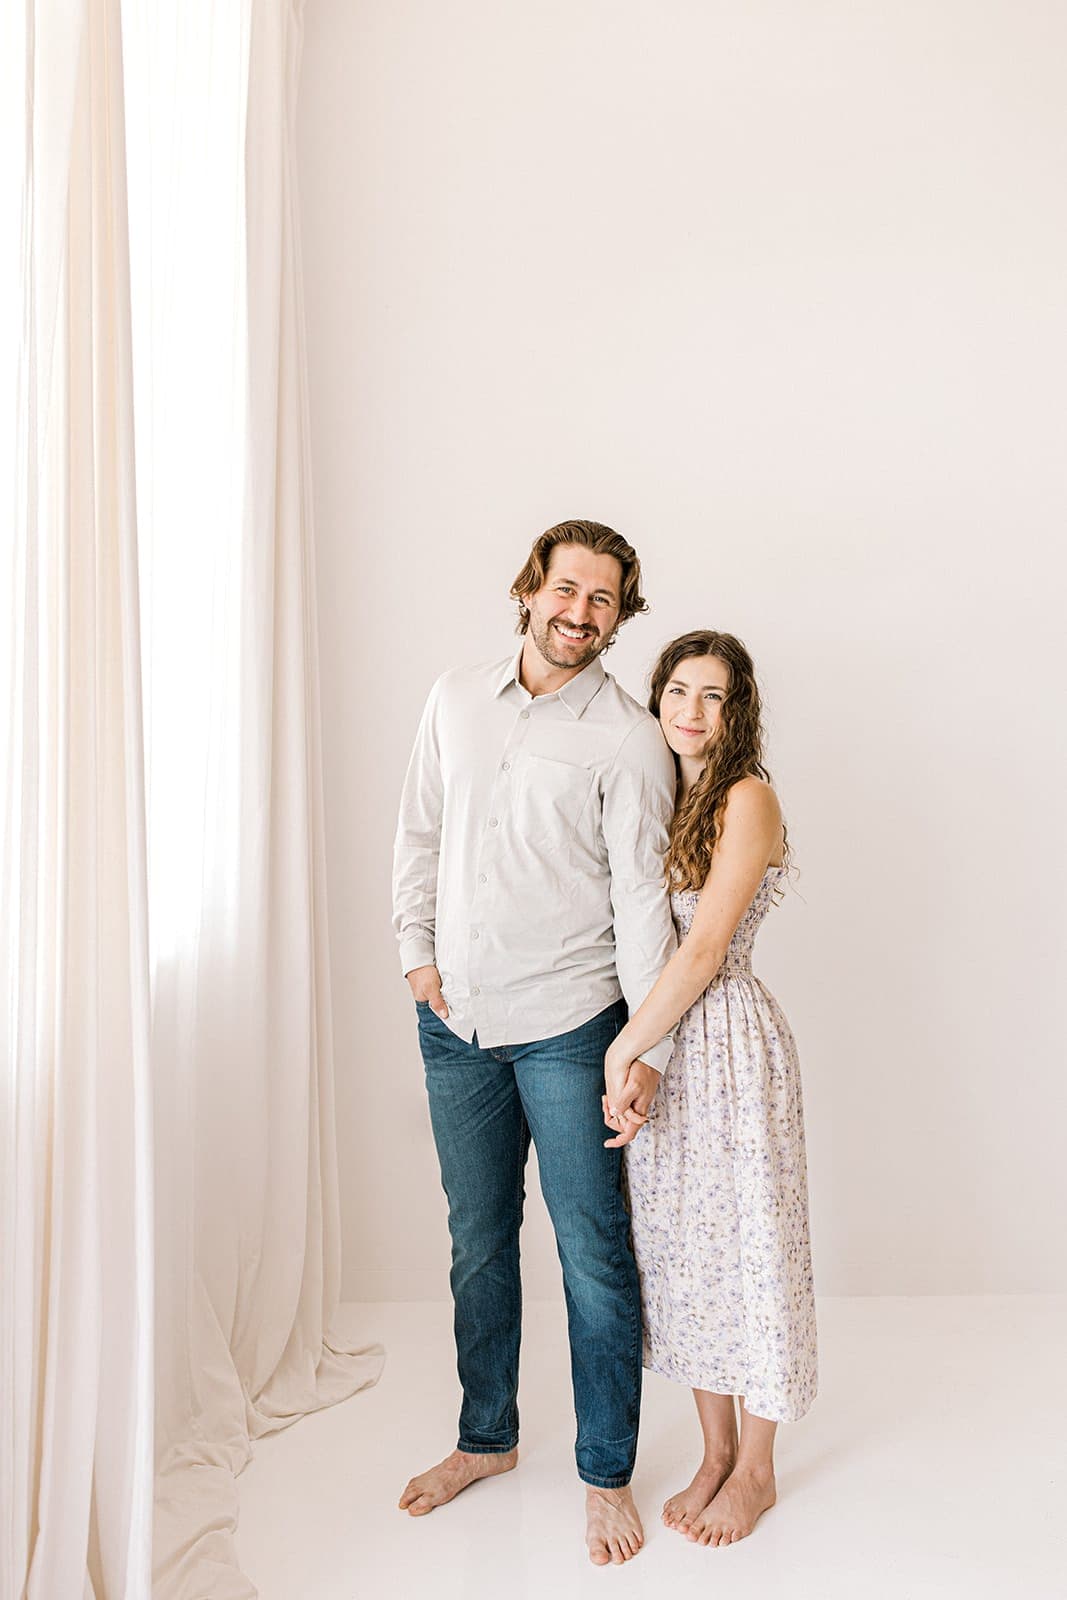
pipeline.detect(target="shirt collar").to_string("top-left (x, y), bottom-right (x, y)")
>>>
top-left (493, 650), bottom-right (524, 698)
top-left (493, 648), bottom-right (606, 719)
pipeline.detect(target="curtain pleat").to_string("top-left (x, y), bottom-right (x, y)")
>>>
top-left (2, 3), bottom-right (154, 1598)
top-left (146, 5), bottom-right (383, 1595)
top-left (3, 2), bottom-right (382, 1596)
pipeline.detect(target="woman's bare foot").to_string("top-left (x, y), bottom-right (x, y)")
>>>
top-left (662, 1453), bottom-right (735, 1531)
top-left (585, 1485), bottom-right (645, 1565)
top-left (398, 1448), bottom-right (518, 1516)
top-left (686, 1463), bottom-right (776, 1546)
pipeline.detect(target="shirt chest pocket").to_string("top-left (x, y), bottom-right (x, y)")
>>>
top-left (514, 753), bottom-right (595, 844)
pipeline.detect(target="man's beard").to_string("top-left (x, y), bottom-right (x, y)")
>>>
top-left (529, 615), bottom-right (605, 671)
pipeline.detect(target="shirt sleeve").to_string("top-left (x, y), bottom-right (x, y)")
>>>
top-left (392, 678), bottom-right (444, 976)
top-left (600, 714), bottom-right (678, 1072)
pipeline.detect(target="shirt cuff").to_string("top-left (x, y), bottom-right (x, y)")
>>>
top-left (636, 1034), bottom-right (674, 1074)
top-left (399, 936), bottom-right (436, 977)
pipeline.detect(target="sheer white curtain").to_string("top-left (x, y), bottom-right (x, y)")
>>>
top-left (1, 2), bottom-right (154, 1597)
top-left (3, 2), bottom-right (382, 1596)
top-left (128, 3), bottom-right (383, 1595)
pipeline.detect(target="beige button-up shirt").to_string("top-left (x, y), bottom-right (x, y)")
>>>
top-left (392, 649), bottom-right (677, 1069)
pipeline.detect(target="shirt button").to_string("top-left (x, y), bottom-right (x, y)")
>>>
top-left (472, 930), bottom-right (480, 940)
top-left (478, 873), bottom-right (487, 883)
top-left (472, 986), bottom-right (480, 996)
top-left (502, 761), bottom-right (510, 771)
top-left (489, 817), bottom-right (498, 827)
top-left (520, 710), bottom-right (530, 720)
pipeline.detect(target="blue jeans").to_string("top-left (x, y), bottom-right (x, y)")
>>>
top-left (416, 999), bottom-right (642, 1488)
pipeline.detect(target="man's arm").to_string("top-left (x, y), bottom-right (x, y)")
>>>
top-left (600, 715), bottom-right (678, 1122)
top-left (392, 680), bottom-right (449, 1017)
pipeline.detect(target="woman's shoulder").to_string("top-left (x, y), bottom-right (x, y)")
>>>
top-left (716, 775), bottom-right (783, 858)
top-left (721, 773), bottom-right (780, 819)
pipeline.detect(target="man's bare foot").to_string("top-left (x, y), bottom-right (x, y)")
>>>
top-left (686, 1463), bottom-right (776, 1546)
top-left (585, 1484), bottom-right (645, 1566)
top-left (398, 1448), bottom-right (518, 1516)
top-left (662, 1453), bottom-right (735, 1531)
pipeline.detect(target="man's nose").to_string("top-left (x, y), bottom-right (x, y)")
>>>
top-left (568, 595), bottom-right (592, 623)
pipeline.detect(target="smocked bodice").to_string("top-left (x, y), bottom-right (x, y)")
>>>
top-left (670, 864), bottom-right (784, 978)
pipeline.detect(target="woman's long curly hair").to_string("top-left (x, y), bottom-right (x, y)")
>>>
top-left (649, 630), bottom-right (787, 891)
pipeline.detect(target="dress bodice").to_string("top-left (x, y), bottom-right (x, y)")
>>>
top-left (670, 865), bottom-right (785, 978)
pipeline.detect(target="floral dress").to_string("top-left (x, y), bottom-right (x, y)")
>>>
top-left (624, 867), bottom-right (817, 1422)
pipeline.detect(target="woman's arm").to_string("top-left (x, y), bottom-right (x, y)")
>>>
top-left (606, 777), bottom-right (782, 1086)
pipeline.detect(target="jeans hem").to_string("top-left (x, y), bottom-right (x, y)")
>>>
top-left (457, 1438), bottom-right (519, 1455)
top-left (579, 1470), bottom-right (633, 1489)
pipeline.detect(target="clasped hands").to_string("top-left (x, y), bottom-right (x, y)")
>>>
top-left (602, 1040), bottom-right (660, 1149)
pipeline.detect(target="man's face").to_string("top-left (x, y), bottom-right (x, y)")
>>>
top-left (523, 545), bottom-right (624, 672)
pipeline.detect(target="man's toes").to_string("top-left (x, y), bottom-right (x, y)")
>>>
top-left (587, 1533), bottom-right (611, 1567)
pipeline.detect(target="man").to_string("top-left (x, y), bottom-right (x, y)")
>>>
top-left (392, 519), bottom-right (676, 1566)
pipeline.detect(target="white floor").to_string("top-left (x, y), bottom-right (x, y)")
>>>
top-left (237, 1297), bottom-right (1067, 1600)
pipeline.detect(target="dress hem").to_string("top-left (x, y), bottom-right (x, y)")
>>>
top-left (642, 1352), bottom-right (816, 1425)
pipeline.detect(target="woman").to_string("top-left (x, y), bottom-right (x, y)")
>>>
top-left (603, 630), bottom-right (817, 1547)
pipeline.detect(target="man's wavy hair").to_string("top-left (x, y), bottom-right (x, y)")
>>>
top-left (509, 520), bottom-right (648, 647)
top-left (649, 629), bottom-right (789, 891)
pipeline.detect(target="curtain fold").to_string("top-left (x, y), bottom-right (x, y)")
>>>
top-left (4, 2), bottom-right (382, 1596)
top-left (1, 2), bottom-right (154, 1597)
top-left (145, 3), bottom-right (384, 1594)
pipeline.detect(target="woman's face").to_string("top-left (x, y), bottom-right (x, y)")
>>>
top-left (658, 653), bottom-right (730, 761)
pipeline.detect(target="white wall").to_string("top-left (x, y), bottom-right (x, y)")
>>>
top-left (297, 0), bottom-right (1067, 1297)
